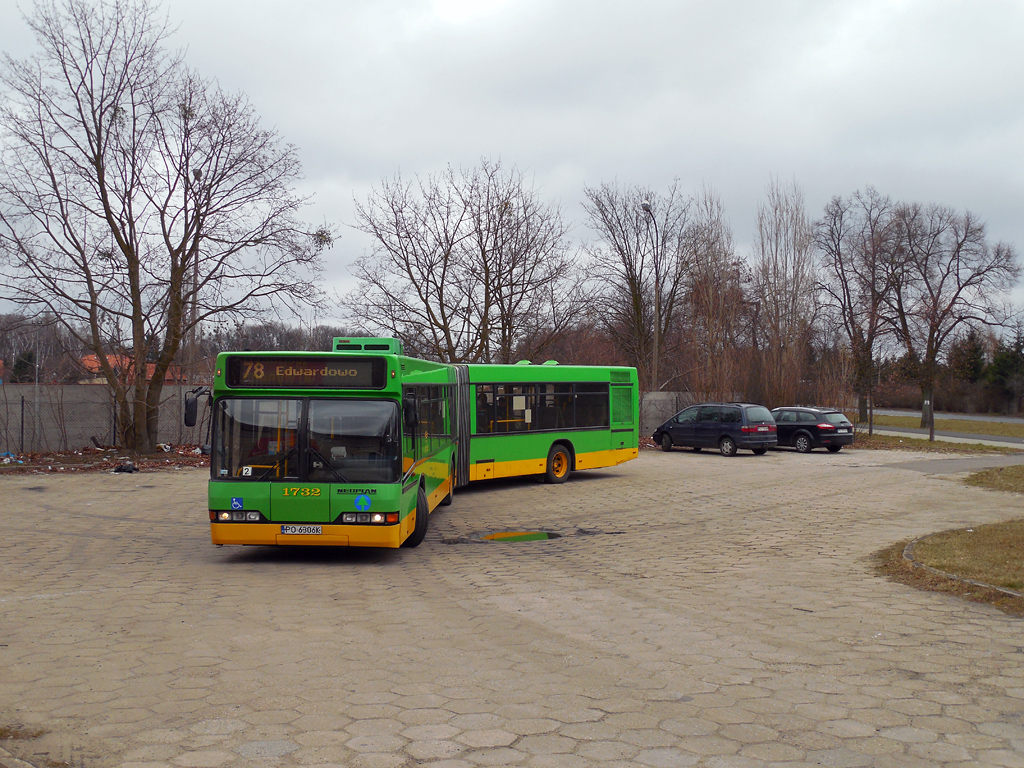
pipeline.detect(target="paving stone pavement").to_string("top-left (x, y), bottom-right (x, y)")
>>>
top-left (1, 448), bottom-right (1023, 768)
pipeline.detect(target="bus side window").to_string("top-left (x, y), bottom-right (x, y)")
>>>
top-left (574, 383), bottom-right (610, 428)
top-left (475, 385), bottom-right (493, 434)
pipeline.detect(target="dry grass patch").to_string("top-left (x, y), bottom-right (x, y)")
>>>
top-left (849, 431), bottom-right (1015, 453)
top-left (870, 414), bottom-right (1024, 439)
top-left (874, 537), bottom-right (1024, 617)
top-left (912, 520), bottom-right (1024, 591)
top-left (871, 441), bottom-right (1024, 616)
top-left (0, 724), bottom-right (47, 740)
top-left (965, 463), bottom-right (1024, 494)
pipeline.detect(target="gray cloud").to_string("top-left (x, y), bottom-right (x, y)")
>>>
top-left (3, 0), bottom-right (1022, 311)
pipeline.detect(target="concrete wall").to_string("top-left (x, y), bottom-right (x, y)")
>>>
top-left (639, 392), bottom-right (746, 435)
top-left (1, 384), bottom-right (715, 452)
top-left (0, 384), bottom-right (209, 454)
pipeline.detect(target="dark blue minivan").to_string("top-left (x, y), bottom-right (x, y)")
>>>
top-left (654, 403), bottom-right (777, 456)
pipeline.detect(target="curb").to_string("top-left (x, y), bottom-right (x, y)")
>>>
top-left (902, 535), bottom-right (1024, 599)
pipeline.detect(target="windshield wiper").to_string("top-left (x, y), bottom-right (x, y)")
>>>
top-left (256, 447), bottom-right (297, 481)
top-left (308, 445), bottom-right (349, 482)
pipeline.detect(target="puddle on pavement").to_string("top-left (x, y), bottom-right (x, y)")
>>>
top-left (482, 531), bottom-right (562, 542)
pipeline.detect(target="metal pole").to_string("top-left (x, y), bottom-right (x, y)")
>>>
top-left (20, 395), bottom-right (24, 453)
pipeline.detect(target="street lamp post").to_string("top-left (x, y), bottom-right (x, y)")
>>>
top-left (641, 200), bottom-right (660, 392)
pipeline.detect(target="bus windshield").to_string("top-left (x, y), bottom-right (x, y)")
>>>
top-left (307, 399), bottom-right (401, 483)
top-left (213, 398), bottom-right (401, 484)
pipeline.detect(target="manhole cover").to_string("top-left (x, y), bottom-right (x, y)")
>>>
top-left (482, 531), bottom-right (562, 542)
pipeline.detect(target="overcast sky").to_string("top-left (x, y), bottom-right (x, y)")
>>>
top-left (3, 0), bottom-right (1023, 317)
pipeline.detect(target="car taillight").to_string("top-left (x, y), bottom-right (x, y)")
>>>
top-left (817, 423), bottom-right (836, 431)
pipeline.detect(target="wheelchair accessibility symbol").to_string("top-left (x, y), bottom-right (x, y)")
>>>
top-left (231, 497), bottom-right (243, 510)
top-left (354, 494), bottom-right (372, 511)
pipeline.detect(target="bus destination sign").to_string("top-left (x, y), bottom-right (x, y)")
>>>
top-left (226, 356), bottom-right (386, 389)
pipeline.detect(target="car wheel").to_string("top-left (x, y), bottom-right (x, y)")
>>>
top-left (752, 447), bottom-right (767, 455)
top-left (827, 445), bottom-right (842, 453)
top-left (795, 434), bottom-right (812, 453)
top-left (719, 436), bottom-right (737, 457)
top-left (660, 433), bottom-right (672, 452)
top-left (545, 444), bottom-right (571, 483)
top-left (401, 486), bottom-right (429, 548)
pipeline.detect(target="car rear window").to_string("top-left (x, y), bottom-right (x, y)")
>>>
top-left (824, 412), bottom-right (852, 426)
top-left (744, 406), bottom-right (774, 423)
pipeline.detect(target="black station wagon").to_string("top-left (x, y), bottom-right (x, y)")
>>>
top-left (770, 407), bottom-right (854, 453)
top-left (653, 403), bottom-right (777, 456)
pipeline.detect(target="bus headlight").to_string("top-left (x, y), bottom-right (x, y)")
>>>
top-left (340, 512), bottom-right (398, 525)
top-left (216, 510), bottom-right (262, 522)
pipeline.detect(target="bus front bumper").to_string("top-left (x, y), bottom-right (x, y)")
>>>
top-left (210, 522), bottom-right (404, 548)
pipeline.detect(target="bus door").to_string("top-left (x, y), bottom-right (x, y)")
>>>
top-left (242, 401), bottom-right (320, 523)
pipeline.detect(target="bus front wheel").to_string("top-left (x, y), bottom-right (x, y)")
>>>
top-left (545, 444), bottom-right (571, 484)
top-left (402, 487), bottom-right (429, 548)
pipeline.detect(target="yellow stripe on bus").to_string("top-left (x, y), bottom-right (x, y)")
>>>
top-left (427, 475), bottom-right (451, 509)
top-left (468, 447), bottom-right (638, 481)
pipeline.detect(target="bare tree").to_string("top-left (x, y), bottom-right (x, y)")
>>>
top-left (206, 320), bottom-right (357, 354)
top-left (752, 178), bottom-right (817, 407)
top-left (0, 0), bottom-right (329, 453)
top-left (886, 203), bottom-right (1020, 439)
top-left (583, 181), bottom-right (692, 391)
top-left (351, 159), bottom-right (579, 363)
top-left (1, 314), bottom-right (72, 380)
top-left (683, 186), bottom-right (748, 400)
top-left (351, 172), bottom-right (471, 361)
top-left (459, 161), bottom-right (579, 363)
top-left (815, 187), bottom-right (900, 429)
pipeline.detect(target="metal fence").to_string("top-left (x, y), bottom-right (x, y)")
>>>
top-left (0, 384), bottom-right (210, 454)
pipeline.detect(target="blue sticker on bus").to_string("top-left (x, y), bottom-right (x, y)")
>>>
top-left (354, 494), bottom-right (371, 511)
top-left (231, 497), bottom-right (243, 510)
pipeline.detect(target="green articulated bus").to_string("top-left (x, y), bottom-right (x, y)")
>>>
top-left (185, 337), bottom-right (639, 549)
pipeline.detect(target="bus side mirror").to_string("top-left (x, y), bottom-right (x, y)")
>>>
top-left (184, 387), bottom-right (209, 427)
top-left (184, 395), bottom-right (198, 427)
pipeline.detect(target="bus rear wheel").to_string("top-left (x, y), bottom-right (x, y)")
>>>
top-left (545, 444), bottom-right (571, 484)
top-left (402, 486), bottom-right (429, 548)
